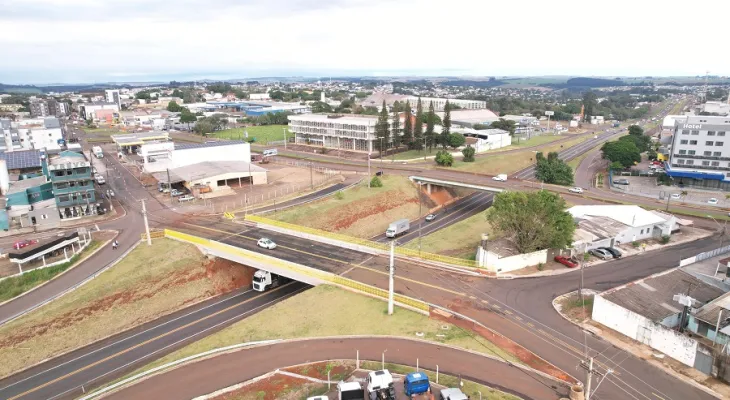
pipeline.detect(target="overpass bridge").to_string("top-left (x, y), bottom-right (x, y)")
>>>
top-left (409, 176), bottom-right (505, 194)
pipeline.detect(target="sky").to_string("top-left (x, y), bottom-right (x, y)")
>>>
top-left (1, 0), bottom-right (729, 84)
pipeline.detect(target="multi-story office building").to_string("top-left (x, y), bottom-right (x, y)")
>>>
top-left (105, 89), bottom-right (121, 107)
top-left (667, 115), bottom-right (730, 190)
top-left (29, 99), bottom-right (67, 117)
top-left (47, 151), bottom-right (96, 218)
top-left (407, 97), bottom-right (486, 112)
top-left (288, 114), bottom-right (379, 152)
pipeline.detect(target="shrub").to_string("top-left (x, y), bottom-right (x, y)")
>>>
top-left (435, 150), bottom-right (454, 167)
top-left (660, 235), bottom-right (670, 244)
top-left (632, 241), bottom-right (640, 248)
top-left (461, 145), bottom-right (476, 162)
top-left (537, 262), bottom-right (545, 271)
top-left (370, 176), bottom-right (383, 187)
top-left (335, 191), bottom-right (344, 200)
top-left (583, 253), bottom-right (591, 261)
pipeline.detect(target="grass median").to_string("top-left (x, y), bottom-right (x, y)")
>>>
top-left (118, 285), bottom-right (521, 381)
top-left (0, 238), bottom-right (250, 379)
top-left (0, 239), bottom-right (104, 302)
top-left (451, 136), bottom-right (591, 175)
top-left (404, 212), bottom-right (495, 259)
top-left (271, 175), bottom-right (427, 238)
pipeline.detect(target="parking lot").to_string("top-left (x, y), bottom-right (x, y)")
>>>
top-left (611, 174), bottom-right (730, 209)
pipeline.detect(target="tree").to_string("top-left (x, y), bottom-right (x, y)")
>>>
top-left (462, 145), bottom-right (476, 162)
top-left (487, 191), bottom-right (575, 254)
top-left (179, 108), bottom-right (197, 130)
top-left (171, 89), bottom-right (184, 98)
top-left (583, 91), bottom-right (598, 120)
top-left (447, 133), bottom-right (466, 149)
top-left (618, 134), bottom-right (651, 153)
top-left (628, 124), bottom-right (644, 136)
top-left (490, 118), bottom-right (516, 135)
top-left (402, 101), bottom-right (413, 149)
top-left (609, 161), bottom-right (624, 170)
top-left (441, 100), bottom-right (452, 148)
top-left (167, 101), bottom-right (183, 112)
top-left (435, 150), bottom-right (454, 166)
top-left (425, 101), bottom-right (436, 152)
top-left (375, 100), bottom-right (391, 156)
top-left (391, 108), bottom-right (401, 149)
top-left (535, 151), bottom-right (574, 186)
top-left (601, 140), bottom-right (641, 168)
top-left (473, 123), bottom-right (489, 130)
top-left (311, 101), bottom-right (332, 113)
top-left (413, 98), bottom-right (423, 150)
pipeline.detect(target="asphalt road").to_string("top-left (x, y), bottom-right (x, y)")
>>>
top-left (0, 282), bottom-right (309, 400)
top-left (371, 191), bottom-right (494, 244)
top-left (102, 337), bottom-right (567, 400)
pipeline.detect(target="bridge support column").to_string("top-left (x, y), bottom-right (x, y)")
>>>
top-left (426, 183), bottom-right (432, 194)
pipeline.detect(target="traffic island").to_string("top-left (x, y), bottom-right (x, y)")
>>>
top-left (197, 360), bottom-right (522, 400)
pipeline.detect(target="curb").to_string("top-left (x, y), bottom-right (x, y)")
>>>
top-left (85, 335), bottom-right (569, 400)
top-left (551, 290), bottom-right (724, 400)
top-left (0, 231), bottom-right (117, 315)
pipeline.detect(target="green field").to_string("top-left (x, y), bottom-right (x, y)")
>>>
top-left (498, 134), bottom-right (566, 150)
top-left (451, 136), bottom-right (591, 175)
top-left (119, 285), bottom-right (521, 379)
top-left (212, 125), bottom-right (288, 144)
top-left (404, 211), bottom-right (494, 259)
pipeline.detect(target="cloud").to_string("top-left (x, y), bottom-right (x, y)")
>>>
top-left (1, 0), bottom-right (729, 83)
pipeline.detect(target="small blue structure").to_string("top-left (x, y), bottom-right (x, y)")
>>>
top-left (404, 372), bottom-right (430, 397)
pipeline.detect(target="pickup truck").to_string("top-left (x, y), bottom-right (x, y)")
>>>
top-left (178, 194), bottom-right (194, 202)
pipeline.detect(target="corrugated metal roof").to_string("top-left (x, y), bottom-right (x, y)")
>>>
top-left (601, 269), bottom-right (725, 322)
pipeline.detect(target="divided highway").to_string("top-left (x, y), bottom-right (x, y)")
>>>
top-left (0, 283), bottom-right (308, 400)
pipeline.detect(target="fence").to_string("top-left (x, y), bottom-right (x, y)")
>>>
top-left (164, 229), bottom-right (430, 313)
top-left (245, 215), bottom-right (479, 269)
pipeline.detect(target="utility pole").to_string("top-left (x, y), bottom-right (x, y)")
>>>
top-left (388, 240), bottom-right (395, 315)
top-left (309, 162), bottom-right (313, 190)
top-left (283, 127), bottom-right (287, 150)
top-left (167, 168), bottom-right (173, 203)
top-left (581, 356), bottom-right (611, 400)
top-left (141, 199), bottom-right (151, 246)
top-left (367, 152), bottom-right (371, 188)
top-left (417, 182), bottom-right (423, 255)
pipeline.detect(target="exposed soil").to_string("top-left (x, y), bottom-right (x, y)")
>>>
top-left (209, 373), bottom-right (322, 400)
top-left (556, 293), bottom-right (594, 323)
top-left (0, 257), bottom-right (251, 349)
top-left (284, 360), bottom-right (356, 382)
top-left (430, 307), bottom-right (577, 384)
top-left (332, 195), bottom-right (419, 231)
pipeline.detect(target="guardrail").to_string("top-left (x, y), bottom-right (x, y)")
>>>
top-left (244, 215), bottom-right (478, 269)
top-left (164, 229), bottom-right (430, 313)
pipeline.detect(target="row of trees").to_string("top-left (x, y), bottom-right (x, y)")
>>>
top-left (374, 99), bottom-right (465, 157)
top-left (535, 152), bottom-right (574, 185)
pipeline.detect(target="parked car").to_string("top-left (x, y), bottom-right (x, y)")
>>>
top-left (599, 247), bottom-right (622, 258)
top-left (13, 239), bottom-right (39, 250)
top-left (554, 255), bottom-right (579, 268)
top-left (106, 189), bottom-right (115, 198)
top-left (671, 193), bottom-right (681, 200)
top-left (257, 237), bottom-right (277, 250)
top-left (178, 194), bottom-right (194, 202)
top-left (425, 214), bottom-right (436, 222)
top-left (708, 198), bottom-right (719, 205)
top-left (170, 189), bottom-right (184, 197)
top-left (613, 179), bottom-right (630, 185)
top-left (568, 187), bottom-right (584, 194)
top-left (589, 248), bottom-right (613, 260)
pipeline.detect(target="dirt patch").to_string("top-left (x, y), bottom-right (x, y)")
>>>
top-left (426, 186), bottom-right (455, 206)
top-left (333, 195), bottom-right (419, 231)
top-left (556, 293), bottom-right (594, 323)
top-left (430, 308), bottom-right (577, 384)
top-left (205, 257), bottom-right (254, 294)
top-left (284, 360), bottom-right (355, 382)
top-left (209, 373), bottom-right (324, 400)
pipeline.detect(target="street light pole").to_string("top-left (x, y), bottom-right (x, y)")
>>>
top-left (283, 128), bottom-right (287, 150)
top-left (388, 240), bottom-right (395, 315)
top-left (417, 182), bottom-right (424, 255)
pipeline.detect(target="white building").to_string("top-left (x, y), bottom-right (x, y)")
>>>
top-left (455, 128), bottom-right (512, 152)
top-left (105, 89), bottom-right (121, 107)
top-left (80, 102), bottom-right (119, 121)
top-left (288, 114), bottom-right (379, 152)
top-left (702, 101), bottom-right (730, 116)
top-left (590, 116), bottom-right (605, 125)
top-left (1, 118), bottom-right (64, 152)
top-left (592, 267), bottom-right (724, 371)
top-left (568, 205), bottom-right (677, 250)
top-left (408, 97), bottom-right (486, 112)
top-left (249, 93), bottom-right (270, 101)
top-left (667, 115), bottom-right (730, 190)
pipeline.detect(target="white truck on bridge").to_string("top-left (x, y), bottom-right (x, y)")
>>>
top-left (252, 270), bottom-right (288, 292)
top-left (92, 146), bottom-right (103, 158)
top-left (385, 219), bottom-right (409, 238)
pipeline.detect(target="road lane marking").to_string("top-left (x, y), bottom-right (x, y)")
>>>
top-left (7, 285), bottom-right (295, 400)
top-left (182, 222), bottom-right (467, 298)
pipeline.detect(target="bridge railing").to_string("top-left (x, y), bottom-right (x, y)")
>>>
top-left (164, 229), bottom-right (430, 313)
top-left (244, 215), bottom-right (479, 269)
